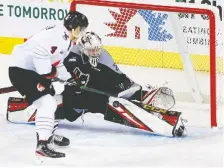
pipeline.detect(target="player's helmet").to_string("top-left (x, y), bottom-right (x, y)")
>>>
top-left (64, 11), bottom-right (89, 31)
top-left (79, 31), bottom-right (102, 67)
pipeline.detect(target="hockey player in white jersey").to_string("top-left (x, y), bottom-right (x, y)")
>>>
top-left (8, 11), bottom-right (88, 158)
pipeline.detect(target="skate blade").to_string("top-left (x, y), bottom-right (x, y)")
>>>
top-left (35, 153), bottom-right (65, 164)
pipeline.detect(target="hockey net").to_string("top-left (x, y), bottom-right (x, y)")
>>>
top-left (71, 0), bottom-right (223, 128)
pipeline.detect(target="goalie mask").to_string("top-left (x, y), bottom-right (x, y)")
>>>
top-left (79, 32), bottom-right (102, 67)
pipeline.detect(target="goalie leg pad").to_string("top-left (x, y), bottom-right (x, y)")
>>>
top-left (105, 97), bottom-right (180, 137)
top-left (7, 97), bottom-right (36, 123)
top-left (104, 103), bottom-right (153, 132)
top-left (7, 96), bottom-right (65, 123)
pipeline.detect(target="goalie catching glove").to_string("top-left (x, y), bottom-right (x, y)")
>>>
top-left (141, 85), bottom-right (176, 110)
top-left (114, 74), bottom-right (175, 111)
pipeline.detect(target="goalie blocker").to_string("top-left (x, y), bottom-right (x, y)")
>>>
top-left (6, 85), bottom-right (186, 137)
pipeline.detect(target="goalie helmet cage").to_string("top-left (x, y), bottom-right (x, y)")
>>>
top-left (70, 0), bottom-right (222, 128)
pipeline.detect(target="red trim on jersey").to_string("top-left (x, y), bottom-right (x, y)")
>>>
top-left (57, 103), bottom-right (63, 107)
top-left (28, 110), bottom-right (37, 122)
top-left (43, 66), bottom-right (57, 79)
top-left (52, 60), bottom-right (61, 67)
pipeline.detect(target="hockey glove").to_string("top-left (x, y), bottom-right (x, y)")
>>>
top-left (66, 77), bottom-right (79, 87)
top-left (65, 77), bottom-right (82, 94)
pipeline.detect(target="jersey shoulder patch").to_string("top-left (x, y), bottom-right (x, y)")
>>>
top-left (64, 52), bottom-right (82, 68)
top-left (67, 52), bottom-right (80, 62)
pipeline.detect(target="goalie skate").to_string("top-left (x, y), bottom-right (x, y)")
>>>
top-left (173, 116), bottom-right (187, 137)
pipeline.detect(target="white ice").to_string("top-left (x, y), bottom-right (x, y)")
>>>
top-left (0, 54), bottom-right (223, 167)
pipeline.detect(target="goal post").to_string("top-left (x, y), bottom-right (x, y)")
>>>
top-left (70, 0), bottom-right (222, 128)
top-left (169, 13), bottom-right (203, 104)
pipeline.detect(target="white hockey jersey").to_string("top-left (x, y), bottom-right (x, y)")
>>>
top-left (10, 24), bottom-right (73, 78)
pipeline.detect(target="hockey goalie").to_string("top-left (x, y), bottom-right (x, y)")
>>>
top-left (7, 31), bottom-right (186, 141)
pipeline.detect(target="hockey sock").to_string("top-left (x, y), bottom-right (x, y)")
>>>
top-left (52, 120), bottom-right (60, 134)
top-left (33, 94), bottom-right (57, 140)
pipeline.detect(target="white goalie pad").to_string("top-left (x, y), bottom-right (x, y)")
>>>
top-left (7, 95), bottom-right (63, 124)
top-left (7, 101), bottom-right (36, 124)
top-left (109, 96), bottom-right (177, 137)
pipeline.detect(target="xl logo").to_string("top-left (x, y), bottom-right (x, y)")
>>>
top-left (105, 8), bottom-right (173, 42)
top-left (177, 0), bottom-right (223, 21)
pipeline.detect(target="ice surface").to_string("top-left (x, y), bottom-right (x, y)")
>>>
top-left (0, 114), bottom-right (223, 167)
top-left (0, 54), bottom-right (223, 167)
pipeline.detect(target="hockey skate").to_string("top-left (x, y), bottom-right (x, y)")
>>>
top-left (35, 133), bottom-right (65, 163)
top-left (53, 134), bottom-right (70, 147)
top-left (173, 115), bottom-right (187, 137)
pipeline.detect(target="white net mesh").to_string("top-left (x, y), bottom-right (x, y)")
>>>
top-left (73, 0), bottom-right (223, 127)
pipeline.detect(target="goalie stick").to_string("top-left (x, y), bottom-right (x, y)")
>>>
top-left (53, 77), bottom-right (118, 97)
top-left (55, 77), bottom-right (175, 115)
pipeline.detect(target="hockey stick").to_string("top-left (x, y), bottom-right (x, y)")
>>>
top-left (56, 78), bottom-right (178, 115)
top-left (0, 86), bottom-right (17, 94)
top-left (80, 86), bottom-right (117, 97)
top-left (0, 78), bottom-right (117, 96)
top-left (53, 77), bottom-right (117, 97)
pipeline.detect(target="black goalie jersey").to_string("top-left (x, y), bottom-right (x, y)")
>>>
top-left (63, 46), bottom-right (131, 95)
